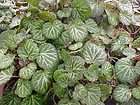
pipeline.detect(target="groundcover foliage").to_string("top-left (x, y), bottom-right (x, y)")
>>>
top-left (1, 0), bottom-right (140, 105)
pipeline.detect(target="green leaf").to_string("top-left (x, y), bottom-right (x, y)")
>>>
top-left (132, 37), bottom-right (140, 48)
top-left (54, 56), bottom-right (85, 87)
top-left (72, 0), bottom-right (91, 20)
top-left (31, 70), bottom-right (50, 94)
top-left (132, 87), bottom-right (140, 100)
top-left (58, 31), bottom-right (72, 47)
top-left (0, 53), bottom-right (15, 69)
top-left (105, 8), bottom-right (119, 26)
top-left (115, 58), bottom-right (138, 83)
top-left (122, 48), bottom-right (136, 58)
top-left (65, 56), bottom-right (85, 72)
top-left (30, 20), bottom-right (45, 42)
top-left (82, 42), bottom-right (107, 65)
top-left (36, 43), bottom-right (58, 70)
top-left (19, 63), bottom-right (37, 79)
top-left (98, 84), bottom-right (112, 101)
top-left (15, 79), bottom-right (32, 98)
top-left (21, 17), bottom-right (33, 29)
top-left (57, 8), bottom-right (72, 19)
top-left (112, 33), bottom-right (133, 52)
top-left (21, 94), bottom-right (43, 105)
top-left (53, 83), bottom-right (68, 98)
top-left (68, 42), bottom-right (83, 51)
top-left (0, 48), bottom-right (8, 54)
top-left (43, 20), bottom-right (64, 39)
top-left (0, 66), bottom-right (14, 85)
top-left (26, 0), bottom-right (40, 7)
top-left (0, 30), bottom-right (24, 50)
top-left (53, 69), bottom-right (69, 88)
top-left (68, 19), bottom-right (88, 42)
top-left (0, 92), bottom-right (22, 105)
top-left (84, 64), bottom-right (99, 82)
top-left (120, 99), bottom-right (140, 105)
top-left (119, 12), bottom-right (132, 26)
top-left (17, 39), bottom-right (39, 61)
top-left (86, 0), bottom-right (104, 17)
top-left (100, 62), bottom-right (113, 80)
top-left (85, 19), bottom-right (100, 34)
top-left (39, 11), bottom-right (56, 22)
top-left (60, 49), bottom-right (71, 63)
top-left (65, 56), bottom-right (85, 85)
top-left (113, 85), bottom-right (131, 103)
top-left (58, 99), bottom-right (80, 105)
top-left (73, 84), bottom-right (102, 105)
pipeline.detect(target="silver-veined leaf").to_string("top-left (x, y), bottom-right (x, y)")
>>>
top-left (0, 92), bottom-right (22, 105)
top-left (58, 98), bottom-right (80, 105)
top-left (68, 19), bottom-right (88, 42)
top-left (99, 84), bottom-right (112, 101)
top-left (100, 62), bottom-right (113, 80)
top-left (30, 20), bottom-right (45, 42)
top-left (73, 84), bottom-right (102, 105)
top-left (113, 85), bottom-right (131, 103)
top-left (21, 94), bottom-right (43, 105)
top-left (122, 47), bottom-right (136, 58)
top-left (53, 69), bottom-right (69, 88)
top-left (72, 0), bottom-right (91, 20)
top-left (43, 20), bottom-right (64, 39)
top-left (58, 31), bottom-right (72, 47)
top-left (85, 19), bottom-right (100, 34)
top-left (0, 53), bottom-right (15, 69)
top-left (0, 66), bottom-right (14, 85)
top-left (36, 43), bottom-right (58, 70)
top-left (65, 56), bottom-right (85, 72)
top-left (105, 8), bottom-right (119, 26)
top-left (53, 83), bottom-right (68, 98)
top-left (120, 99), bottom-right (140, 105)
top-left (84, 64), bottom-right (99, 82)
top-left (68, 42), bottom-right (83, 51)
top-left (115, 58), bottom-right (138, 83)
top-left (19, 63), bottom-right (37, 79)
top-left (0, 30), bottom-right (24, 50)
top-left (15, 79), bottom-right (32, 98)
top-left (112, 33), bottom-right (133, 52)
top-left (57, 8), bottom-right (72, 19)
top-left (82, 42), bottom-right (107, 65)
top-left (17, 39), bottom-right (39, 61)
top-left (132, 87), bottom-right (140, 100)
top-left (65, 56), bottom-right (85, 85)
top-left (31, 70), bottom-right (50, 94)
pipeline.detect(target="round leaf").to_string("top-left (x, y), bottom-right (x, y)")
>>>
top-left (31, 70), bottom-right (50, 94)
top-left (73, 84), bottom-right (102, 105)
top-left (19, 63), bottom-right (37, 79)
top-left (15, 79), bottom-right (32, 98)
top-left (85, 19), bottom-right (99, 34)
top-left (21, 94), bottom-right (43, 105)
top-left (84, 64), bottom-right (99, 82)
top-left (43, 20), bottom-right (64, 39)
top-left (30, 20), bottom-right (45, 42)
top-left (0, 66), bottom-right (14, 85)
top-left (17, 39), bottom-right (39, 61)
top-left (36, 43), bottom-right (58, 70)
top-left (68, 19), bottom-right (88, 41)
top-left (58, 99), bottom-right (80, 105)
top-left (115, 58), bottom-right (138, 83)
top-left (132, 87), bottom-right (140, 100)
top-left (82, 42), bottom-right (107, 65)
top-left (113, 85), bottom-right (131, 103)
top-left (0, 53), bottom-right (15, 69)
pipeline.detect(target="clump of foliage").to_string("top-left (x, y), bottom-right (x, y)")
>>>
top-left (1, 0), bottom-right (140, 105)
